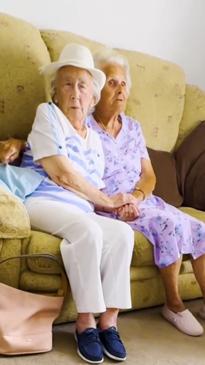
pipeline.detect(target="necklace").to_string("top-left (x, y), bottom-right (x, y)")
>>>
top-left (96, 116), bottom-right (122, 138)
top-left (97, 120), bottom-right (109, 131)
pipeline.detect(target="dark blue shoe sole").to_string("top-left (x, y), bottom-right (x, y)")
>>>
top-left (102, 345), bottom-right (126, 362)
top-left (77, 348), bottom-right (104, 364)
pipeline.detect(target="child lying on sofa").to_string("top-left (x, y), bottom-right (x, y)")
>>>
top-left (0, 139), bottom-right (25, 165)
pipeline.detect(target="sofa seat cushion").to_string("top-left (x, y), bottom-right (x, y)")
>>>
top-left (130, 266), bottom-right (158, 281)
top-left (179, 206), bottom-right (205, 222)
top-left (24, 231), bottom-right (62, 274)
top-left (20, 270), bottom-right (62, 292)
top-left (0, 238), bottom-right (23, 287)
top-left (27, 229), bottom-right (154, 272)
top-left (27, 211), bottom-right (201, 275)
top-left (0, 187), bottom-right (30, 238)
top-left (132, 231), bottom-right (154, 266)
top-left (180, 260), bottom-right (193, 274)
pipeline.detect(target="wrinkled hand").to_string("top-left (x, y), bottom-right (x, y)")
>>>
top-left (115, 203), bottom-right (140, 221)
top-left (0, 139), bottom-right (24, 164)
top-left (109, 193), bottom-right (139, 209)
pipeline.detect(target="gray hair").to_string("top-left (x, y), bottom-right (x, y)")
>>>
top-left (94, 49), bottom-right (132, 92)
top-left (48, 69), bottom-right (101, 113)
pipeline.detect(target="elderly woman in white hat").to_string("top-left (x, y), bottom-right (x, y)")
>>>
top-left (19, 43), bottom-right (136, 364)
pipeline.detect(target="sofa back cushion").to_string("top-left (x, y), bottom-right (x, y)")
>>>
top-left (148, 148), bottom-right (183, 207)
top-left (176, 85), bottom-right (205, 149)
top-left (119, 49), bottom-right (186, 152)
top-left (0, 13), bottom-right (50, 140)
top-left (175, 121), bottom-right (205, 210)
top-left (183, 154), bottom-right (205, 210)
top-left (41, 30), bottom-right (186, 152)
top-left (0, 12), bottom-right (186, 152)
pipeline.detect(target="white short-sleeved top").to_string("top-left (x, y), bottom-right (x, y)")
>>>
top-left (21, 102), bottom-right (105, 212)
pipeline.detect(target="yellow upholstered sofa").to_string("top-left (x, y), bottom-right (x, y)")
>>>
top-left (1, 12), bottom-right (205, 323)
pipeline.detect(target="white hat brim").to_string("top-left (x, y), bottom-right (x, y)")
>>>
top-left (41, 61), bottom-right (106, 91)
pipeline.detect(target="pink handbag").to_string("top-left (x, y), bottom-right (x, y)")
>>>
top-left (0, 253), bottom-right (67, 356)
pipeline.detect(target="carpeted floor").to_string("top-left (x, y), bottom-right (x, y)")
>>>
top-left (1, 300), bottom-right (204, 365)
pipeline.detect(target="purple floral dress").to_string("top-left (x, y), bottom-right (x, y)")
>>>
top-left (87, 114), bottom-right (205, 268)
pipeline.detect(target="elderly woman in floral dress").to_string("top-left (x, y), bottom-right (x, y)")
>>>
top-left (85, 50), bottom-right (205, 337)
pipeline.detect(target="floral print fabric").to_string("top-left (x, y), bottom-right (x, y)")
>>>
top-left (87, 114), bottom-right (205, 268)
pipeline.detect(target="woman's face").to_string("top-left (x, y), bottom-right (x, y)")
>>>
top-left (54, 65), bottom-right (95, 123)
top-left (96, 63), bottom-right (129, 114)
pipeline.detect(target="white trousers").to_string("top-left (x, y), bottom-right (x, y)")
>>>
top-left (25, 199), bottom-right (134, 313)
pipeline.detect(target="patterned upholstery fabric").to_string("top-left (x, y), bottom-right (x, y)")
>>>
top-left (0, 12), bottom-right (205, 323)
top-left (0, 187), bottom-right (30, 239)
top-left (176, 85), bottom-right (205, 149)
top-left (41, 30), bottom-right (186, 152)
top-left (0, 237), bottom-right (24, 287)
top-left (0, 13), bottom-right (50, 140)
top-left (118, 49), bottom-right (186, 151)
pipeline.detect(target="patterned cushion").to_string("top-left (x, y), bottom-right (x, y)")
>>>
top-left (40, 30), bottom-right (105, 62)
top-left (0, 186), bottom-right (30, 238)
top-left (118, 48), bottom-right (186, 151)
top-left (40, 29), bottom-right (186, 152)
top-left (0, 13), bottom-right (50, 140)
top-left (176, 85), bottom-right (205, 149)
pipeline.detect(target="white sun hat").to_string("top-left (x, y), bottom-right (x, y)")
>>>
top-left (41, 43), bottom-right (106, 91)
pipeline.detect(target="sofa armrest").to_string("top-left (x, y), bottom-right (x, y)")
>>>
top-left (0, 238), bottom-right (23, 287)
top-left (175, 84), bottom-right (205, 149)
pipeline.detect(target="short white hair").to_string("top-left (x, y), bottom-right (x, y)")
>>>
top-left (94, 49), bottom-right (132, 92)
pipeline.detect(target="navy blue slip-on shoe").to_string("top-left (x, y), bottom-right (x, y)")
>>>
top-left (98, 326), bottom-right (126, 361)
top-left (75, 327), bottom-right (104, 364)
